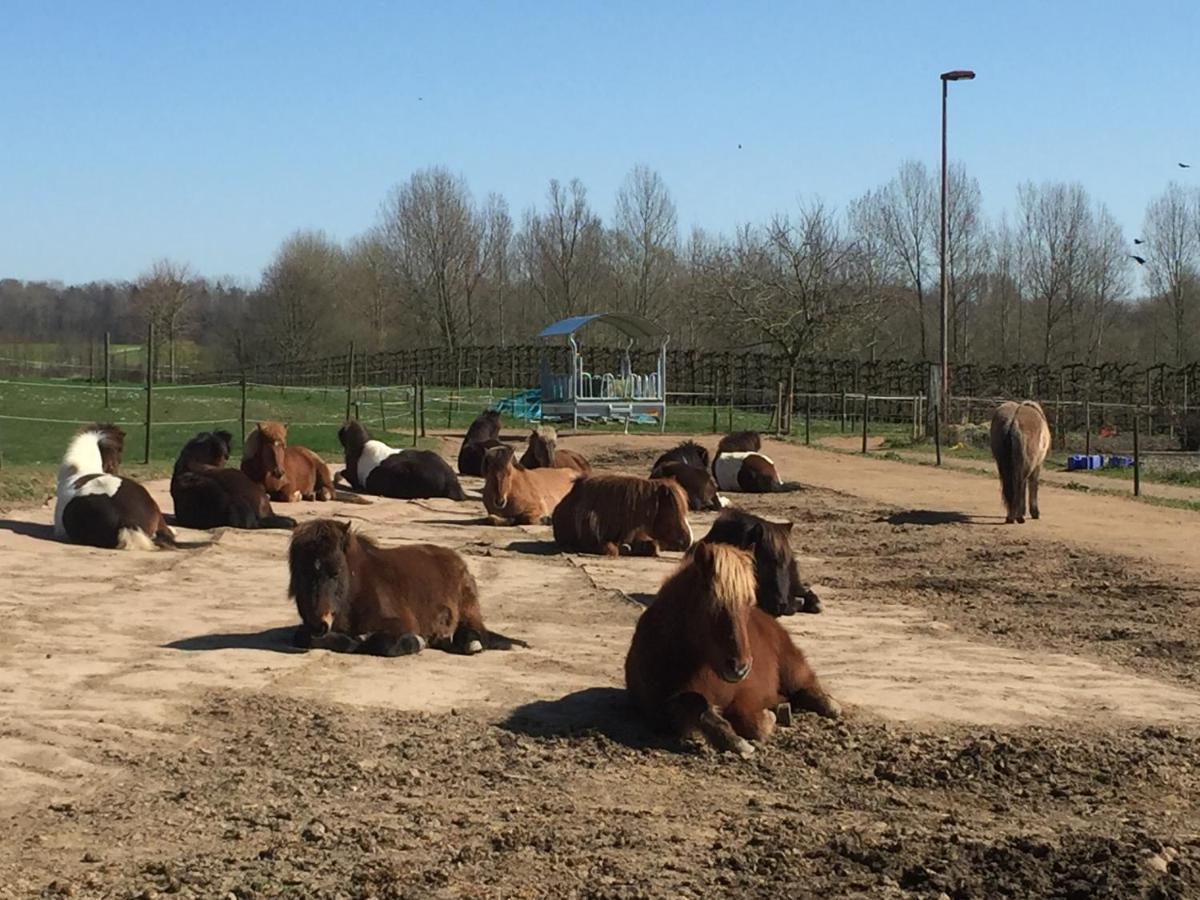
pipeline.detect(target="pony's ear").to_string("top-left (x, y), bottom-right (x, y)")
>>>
top-left (779, 521), bottom-right (794, 534)
top-left (747, 521), bottom-right (765, 546)
top-left (691, 540), bottom-right (713, 568)
top-left (335, 519), bottom-right (352, 549)
top-left (256, 422), bottom-right (266, 431)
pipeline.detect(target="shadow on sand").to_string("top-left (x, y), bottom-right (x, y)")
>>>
top-left (502, 539), bottom-right (561, 556)
top-left (501, 686), bottom-right (666, 750)
top-left (164, 625), bottom-right (304, 654)
top-left (0, 519), bottom-right (58, 542)
top-left (882, 509), bottom-right (1005, 526)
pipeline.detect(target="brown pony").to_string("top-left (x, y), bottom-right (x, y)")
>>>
top-left (552, 474), bottom-right (692, 556)
top-left (482, 445), bottom-right (579, 525)
top-left (519, 425), bottom-right (591, 474)
top-left (625, 542), bottom-right (839, 757)
top-left (288, 519), bottom-right (528, 656)
top-left (241, 421), bottom-right (334, 502)
top-left (990, 400), bottom-right (1051, 524)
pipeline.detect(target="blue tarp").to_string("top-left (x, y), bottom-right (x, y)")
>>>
top-left (536, 312), bottom-right (667, 341)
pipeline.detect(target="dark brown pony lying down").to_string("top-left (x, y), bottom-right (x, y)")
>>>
top-left (698, 509), bottom-right (821, 614)
top-left (552, 474), bottom-right (692, 556)
top-left (625, 542), bottom-right (839, 758)
top-left (650, 460), bottom-right (724, 512)
top-left (288, 519), bottom-right (528, 656)
top-left (458, 409), bottom-right (506, 477)
top-left (171, 430), bottom-right (297, 530)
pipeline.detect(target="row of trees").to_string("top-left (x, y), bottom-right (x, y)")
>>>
top-left (3, 166), bottom-right (1199, 373)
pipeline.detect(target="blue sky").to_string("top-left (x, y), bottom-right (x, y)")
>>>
top-left (2, 1), bottom-right (1197, 284)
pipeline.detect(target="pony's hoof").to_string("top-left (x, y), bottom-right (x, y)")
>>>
top-left (732, 738), bottom-right (755, 759)
top-left (1016, 517), bottom-right (1026, 524)
top-left (465, 639), bottom-right (483, 654)
top-left (775, 702), bottom-right (794, 727)
top-left (801, 595), bottom-right (822, 614)
top-left (818, 697), bottom-right (842, 719)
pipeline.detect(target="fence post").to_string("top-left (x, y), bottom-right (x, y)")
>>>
top-left (102, 333), bottom-right (111, 410)
top-left (727, 378), bottom-right (734, 433)
top-left (1133, 409), bottom-right (1141, 497)
top-left (861, 394), bottom-right (869, 454)
top-left (805, 393), bottom-right (811, 446)
top-left (345, 342), bottom-right (356, 421)
top-left (240, 374), bottom-right (248, 446)
top-left (379, 390), bottom-right (388, 431)
top-left (1084, 398), bottom-right (1091, 458)
top-left (933, 403), bottom-right (942, 466)
top-left (411, 383), bottom-right (418, 446)
top-left (786, 367), bottom-right (796, 436)
top-left (419, 378), bottom-right (426, 438)
top-left (775, 382), bottom-right (784, 437)
top-left (144, 323), bottom-right (154, 464)
top-left (840, 391), bottom-right (847, 432)
top-left (354, 400), bottom-right (361, 421)
top-left (711, 372), bottom-right (719, 433)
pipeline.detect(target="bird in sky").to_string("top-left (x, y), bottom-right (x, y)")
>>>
top-left (1134, 238), bottom-right (1145, 245)
top-left (737, 144), bottom-right (742, 149)
top-left (1131, 255), bottom-right (1147, 265)
top-left (1181, 162), bottom-right (1192, 168)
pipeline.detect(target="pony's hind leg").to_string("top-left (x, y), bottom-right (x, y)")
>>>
top-left (1028, 469), bottom-right (1041, 520)
top-left (664, 692), bottom-right (755, 758)
top-left (779, 645), bottom-right (841, 719)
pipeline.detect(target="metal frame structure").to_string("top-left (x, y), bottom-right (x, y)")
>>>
top-left (536, 313), bottom-right (668, 430)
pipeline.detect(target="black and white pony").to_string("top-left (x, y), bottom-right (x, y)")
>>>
top-left (338, 420), bottom-right (467, 500)
top-left (54, 424), bottom-right (175, 550)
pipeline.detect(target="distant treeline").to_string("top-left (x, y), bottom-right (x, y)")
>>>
top-left (3, 162), bottom-right (1199, 374)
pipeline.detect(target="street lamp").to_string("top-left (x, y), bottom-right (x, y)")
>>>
top-left (940, 69), bottom-right (974, 423)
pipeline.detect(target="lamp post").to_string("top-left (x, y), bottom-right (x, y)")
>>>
top-left (940, 69), bottom-right (975, 423)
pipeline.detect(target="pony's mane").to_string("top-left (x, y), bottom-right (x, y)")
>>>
top-left (291, 518), bottom-right (378, 552)
top-left (177, 430), bottom-right (233, 472)
top-left (60, 423), bottom-right (126, 479)
top-left (483, 443), bottom-right (517, 475)
top-left (531, 424), bottom-right (557, 442)
top-left (338, 419), bottom-right (370, 450)
top-left (666, 542), bottom-right (756, 615)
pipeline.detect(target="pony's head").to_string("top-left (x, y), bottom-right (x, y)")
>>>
top-left (746, 518), bottom-right (796, 616)
top-left (337, 419), bottom-right (370, 453)
top-left (60, 423), bottom-right (126, 482)
top-left (246, 421), bottom-right (288, 479)
top-left (288, 518), bottom-right (354, 636)
top-left (176, 430), bottom-right (233, 473)
top-left (652, 479), bottom-right (693, 551)
top-left (690, 542), bottom-right (757, 683)
top-left (467, 409), bottom-right (503, 442)
top-left (483, 444), bottom-right (519, 509)
top-left (526, 425), bottom-right (557, 467)
top-left (653, 462), bottom-right (722, 512)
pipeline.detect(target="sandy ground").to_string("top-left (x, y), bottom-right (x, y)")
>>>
top-left (3, 433), bottom-right (1200, 897)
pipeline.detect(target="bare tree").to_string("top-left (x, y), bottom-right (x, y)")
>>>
top-left (1142, 183), bottom-right (1199, 364)
top-left (379, 167), bottom-right (480, 351)
top-left (520, 178), bottom-right (605, 318)
top-left (258, 230), bottom-right (344, 363)
top-left (134, 259), bottom-right (194, 381)
top-left (613, 166), bottom-right (679, 320)
top-left (870, 161), bottom-right (937, 358)
top-left (480, 193), bottom-right (514, 346)
top-left (944, 163), bottom-right (987, 364)
top-left (1084, 204), bottom-right (1131, 363)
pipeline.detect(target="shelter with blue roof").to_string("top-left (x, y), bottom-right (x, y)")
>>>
top-left (534, 312), bottom-right (668, 430)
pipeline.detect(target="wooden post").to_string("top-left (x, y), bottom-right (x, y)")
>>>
top-left (1084, 398), bottom-right (1091, 458)
top-left (345, 342), bottom-right (356, 421)
top-left (419, 378), bottom-right (426, 438)
top-left (144, 323), bottom-right (154, 464)
top-left (354, 400), bottom-right (361, 422)
top-left (102, 331), bottom-right (111, 408)
top-left (412, 383), bottom-right (418, 447)
top-left (840, 391), bottom-right (848, 432)
top-left (1133, 409), bottom-right (1141, 497)
top-left (775, 382), bottom-right (784, 437)
top-left (711, 372), bottom-right (719, 433)
top-left (861, 393), bottom-right (869, 454)
top-left (240, 374), bottom-right (248, 446)
top-left (786, 367), bottom-right (795, 436)
top-left (727, 377), bottom-right (734, 433)
top-left (934, 406), bottom-right (942, 466)
top-left (805, 393), bottom-right (811, 446)
top-left (88, 338), bottom-right (95, 383)
top-left (379, 390), bottom-right (387, 431)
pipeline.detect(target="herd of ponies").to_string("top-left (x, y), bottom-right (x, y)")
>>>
top-left (48, 398), bottom-right (1049, 755)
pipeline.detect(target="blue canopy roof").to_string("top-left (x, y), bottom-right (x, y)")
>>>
top-left (536, 312), bottom-right (667, 341)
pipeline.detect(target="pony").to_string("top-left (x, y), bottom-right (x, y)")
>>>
top-left (54, 424), bottom-right (175, 550)
top-left (171, 430), bottom-right (297, 530)
top-left (519, 425), bottom-right (591, 474)
top-left (457, 409), bottom-right (507, 477)
top-left (650, 460), bottom-right (724, 512)
top-left (240, 421), bottom-right (334, 502)
top-left (652, 440), bottom-right (711, 473)
top-left (482, 444), bottom-right (580, 525)
top-left (288, 518), bottom-right (528, 656)
top-left (717, 431), bottom-right (762, 455)
top-left (624, 541), bottom-right (839, 758)
top-left (552, 474), bottom-right (692, 557)
top-left (699, 509), bottom-right (821, 615)
top-left (990, 400), bottom-right (1051, 524)
top-left (337, 420), bottom-right (467, 501)
top-left (713, 451), bottom-right (783, 493)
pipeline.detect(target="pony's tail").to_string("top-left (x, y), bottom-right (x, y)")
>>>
top-left (259, 514), bottom-right (298, 530)
top-left (448, 482), bottom-right (468, 502)
top-left (153, 525), bottom-right (177, 550)
top-left (333, 489), bottom-right (373, 505)
top-left (999, 419), bottom-right (1026, 519)
top-left (481, 630), bottom-right (530, 650)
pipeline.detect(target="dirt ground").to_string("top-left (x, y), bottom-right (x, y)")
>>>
top-left (2, 433), bottom-right (1199, 898)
